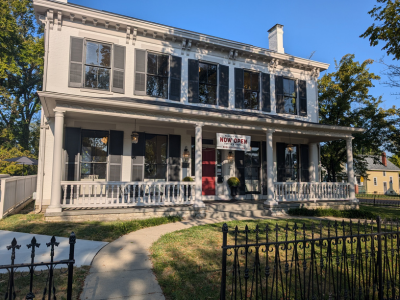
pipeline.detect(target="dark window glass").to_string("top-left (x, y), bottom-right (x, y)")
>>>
top-left (144, 134), bottom-right (168, 180)
top-left (244, 143), bottom-right (260, 193)
top-left (84, 41), bottom-right (111, 90)
top-left (146, 53), bottom-right (169, 99)
top-left (282, 78), bottom-right (297, 114)
top-left (80, 130), bottom-right (108, 180)
top-left (191, 137), bottom-right (195, 177)
top-left (278, 145), bottom-right (299, 182)
top-left (198, 62), bottom-right (217, 105)
top-left (243, 71), bottom-right (259, 110)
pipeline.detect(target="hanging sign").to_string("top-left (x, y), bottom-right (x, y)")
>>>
top-left (216, 133), bottom-right (251, 151)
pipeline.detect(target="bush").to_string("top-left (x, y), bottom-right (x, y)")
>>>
top-left (182, 176), bottom-right (194, 182)
top-left (227, 177), bottom-right (240, 187)
top-left (288, 207), bottom-right (376, 219)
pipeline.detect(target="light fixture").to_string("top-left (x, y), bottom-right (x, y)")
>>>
top-left (227, 151), bottom-right (234, 163)
top-left (131, 120), bottom-right (139, 144)
top-left (286, 133), bottom-right (294, 153)
top-left (101, 136), bottom-right (108, 144)
top-left (183, 146), bottom-right (190, 162)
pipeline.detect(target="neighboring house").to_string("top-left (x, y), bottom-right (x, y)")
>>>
top-left (33, 0), bottom-right (363, 218)
top-left (357, 153), bottom-right (400, 195)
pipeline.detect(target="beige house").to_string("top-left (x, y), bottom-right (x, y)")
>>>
top-left (357, 153), bottom-right (400, 195)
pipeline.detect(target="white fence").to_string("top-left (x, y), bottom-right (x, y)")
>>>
top-left (61, 181), bottom-right (196, 208)
top-left (0, 175), bottom-right (37, 218)
top-left (274, 182), bottom-right (351, 201)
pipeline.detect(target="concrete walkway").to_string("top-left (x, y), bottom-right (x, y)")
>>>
top-left (0, 230), bottom-right (108, 273)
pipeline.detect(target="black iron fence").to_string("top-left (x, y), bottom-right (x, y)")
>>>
top-left (359, 196), bottom-right (400, 207)
top-left (220, 217), bottom-right (400, 300)
top-left (0, 233), bottom-right (76, 300)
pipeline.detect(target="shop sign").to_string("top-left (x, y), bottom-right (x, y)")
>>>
top-left (216, 133), bottom-right (251, 151)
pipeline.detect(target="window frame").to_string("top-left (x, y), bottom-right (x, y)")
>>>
top-left (243, 69), bottom-right (260, 111)
top-left (198, 61), bottom-right (219, 106)
top-left (144, 133), bottom-right (169, 180)
top-left (374, 177), bottom-right (378, 186)
top-left (390, 176), bottom-right (393, 183)
top-left (281, 77), bottom-right (298, 115)
top-left (145, 51), bottom-right (171, 100)
top-left (83, 39), bottom-right (113, 91)
top-left (383, 171), bottom-right (386, 176)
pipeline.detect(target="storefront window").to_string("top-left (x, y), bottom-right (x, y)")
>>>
top-left (144, 134), bottom-right (168, 180)
top-left (81, 130), bottom-right (109, 180)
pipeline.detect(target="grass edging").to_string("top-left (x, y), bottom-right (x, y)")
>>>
top-left (288, 207), bottom-right (375, 219)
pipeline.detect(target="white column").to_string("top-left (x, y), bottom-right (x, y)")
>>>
top-left (121, 128), bottom-right (133, 181)
top-left (346, 137), bottom-right (356, 200)
top-left (47, 110), bottom-right (65, 213)
top-left (309, 143), bottom-right (319, 182)
top-left (194, 123), bottom-right (205, 207)
top-left (264, 129), bottom-right (277, 205)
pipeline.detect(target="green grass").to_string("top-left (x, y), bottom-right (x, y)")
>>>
top-left (287, 204), bottom-right (400, 220)
top-left (0, 202), bottom-right (182, 242)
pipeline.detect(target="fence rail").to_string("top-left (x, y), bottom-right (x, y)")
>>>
top-left (61, 181), bottom-right (195, 208)
top-left (0, 175), bottom-right (37, 218)
top-left (359, 197), bottom-right (400, 207)
top-left (274, 182), bottom-right (351, 201)
top-left (220, 217), bottom-right (400, 300)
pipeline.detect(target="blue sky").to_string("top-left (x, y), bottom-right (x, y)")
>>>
top-left (70, 0), bottom-right (398, 109)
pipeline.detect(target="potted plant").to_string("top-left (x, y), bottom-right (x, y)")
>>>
top-left (227, 177), bottom-right (240, 198)
top-left (182, 176), bottom-right (194, 182)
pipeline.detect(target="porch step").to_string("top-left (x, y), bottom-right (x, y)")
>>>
top-left (204, 201), bottom-right (270, 218)
top-left (206, 202), bottom-right (265, 212)
top-left (204, 210), bottom-right (270, 219)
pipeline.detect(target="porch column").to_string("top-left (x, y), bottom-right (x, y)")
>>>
top-left (346, 137), bottom-right (356, 200)
top-left (194, 123), bottom-right (205, 207)
top-left (47, 110), bottom-right (65, 213)
top-left (309, 143), bottom-right (319, 182)
top-left (264, 129), bottom-right (277, 205)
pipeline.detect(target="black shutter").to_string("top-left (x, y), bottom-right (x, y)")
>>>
top-left (69, 37), bottom-right (84, 88)
top-left (108, 130), bottom-right (124, 182)
top-left (109, 130), bottom-right (124, 156)
top-left (235, 68), bottom-right (244, 109)
top-left (301, 144), bottom-right (310, 182)
top-left (168, 135), bottom-right (181, 181)
top-left (169, 56), bottom-right (182, 101)
top-left (134, 49), bottom-right (146, 95)
top-left (277, 142), bottom-right (286, 182)
top-left (112, 45), bottom-right (125, 94)
top-left (219, 65), bottom-right (229, 107)
top-left (262, 141), bottom-right (267, 195)
top-left (235, 151), bottom-right (246, 195)
top-left (64, 127), bottom-right (81, 181)
top-left (188, 59), bottom-right (199, 103)
top-left (131, 132), bottom-right (146, 181)
top-left (275, 76), bottom-right (284, 113)
top-left (299, 80), bottom-right (307, 116)
top-left (261, 73), bottom-right (271, 112)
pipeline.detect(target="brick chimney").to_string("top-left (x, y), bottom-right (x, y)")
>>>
top-left (382, 152), bottom-right (387, 167)
top-left (268, 24), bottom-right (284, 54)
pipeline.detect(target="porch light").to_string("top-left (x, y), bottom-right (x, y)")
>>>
top-left (131, 119), bottom-right (139, 144)
top-left (227, 151), bottom-right (234, 163)
top-left (183, 146), bottom-right (190, 162)
top-left (286, 144), bottom-right (294, 153)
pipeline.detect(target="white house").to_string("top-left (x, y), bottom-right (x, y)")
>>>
top-left (33, 0), bottom-right (362, 220)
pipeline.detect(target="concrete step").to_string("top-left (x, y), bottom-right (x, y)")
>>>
top-left (203, 209), bottom-right (271, 219)
top-left (206, 202), bottom-right (265, 212)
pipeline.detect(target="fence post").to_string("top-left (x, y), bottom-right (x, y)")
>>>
top-left (374, 195), bottom-right (376, 206)
top-left (67, 232), bottom-right (76, 300)
top-left (220, 224), bottom-right (228, 300)
top-left (377, 216), bottom-right (383, 300)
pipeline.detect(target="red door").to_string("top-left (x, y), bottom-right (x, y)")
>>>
top-left (202, 148), bottom-right (216, 195)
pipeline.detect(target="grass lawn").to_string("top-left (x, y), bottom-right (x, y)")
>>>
top-left (0, 202), bottom-right (182, 242)
top-left (359, 204), bottom-right (400, 220)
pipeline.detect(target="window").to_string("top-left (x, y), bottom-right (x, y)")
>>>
top-left (383, 171), bottom-right (386, 176)
top-left (374, 177), bottom-right (377, 186)
top-left (199, 62), bottom-right (217, 105)
top-left (244, 71), bottom-right (259, 110)
top-left (278, 145), bottom-right (299, 182)
top-left (81, 130), bottom-right (109, 180)
top-left (283, 78), bottom-right (297, 114)
top-left (84, 41), bottom-right (111, 90)
top-left (144, 134), bottom-right (168, 180)
top-left (390, 176), bottom-right (393, 183)
top-left (146, 53), bottom-right (169, 98)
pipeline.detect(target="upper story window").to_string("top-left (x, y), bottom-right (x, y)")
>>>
top-left (282, 78), bottom-right (297, 114)
top-left (383, 171), bottom-right (386, 176)
top-left (276, 76), bottom-right (307, 116)
top-left (84, 41), bottom-right (111, 90)
top-left (243, 71), bottom-right (260, 110)
top-left (199, 62), bottom-right (217, 105)
top-left (146, 53), bottom-right (169, 98)
top-left (374, 178), bottom-right (378, 185)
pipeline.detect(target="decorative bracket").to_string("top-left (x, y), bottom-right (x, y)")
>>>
top-left (153, 31), bottom-right (157, 39)
top-left (81, 16), bottom-right (86, 25)
top-left (93, 19), bottom-right (98, 27)
top-left (69, 13), bottom-right (74, 22)
top-left (228, 49), bottom-right (234, 60)
top-left (172, 36), bottom-right (176, 42)
top-left (186, 39), bottom-right (192, 55)
top-left (163, 33), bottom-right (167, 41)
top-left (115, 23), bottom-right (120, 31)
top-left (181, 38), bottom-right (187, 55)
top-left (269, 58), bottom-right (279, 73)
top-left (311, 67), bottom-right (320, 80)
top-left (105, 21), bottom-right (109, 29)
top-left (132, 27), bottom-right (137, 45)
top-left (47, 10), bottom-right (54, 30)
top-left (143, 29), bottom-right (147, 37)
top-left (56, 11), bottom-right (62, 31)
top-left (126, 26), bottom-right (131, 44)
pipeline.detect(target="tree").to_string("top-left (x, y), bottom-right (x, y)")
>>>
top-left (389, 153), bottom-right (400, 168)
top-left (0, 0), bottom-right (43, 156)
top-left (319, 54), bottom-right (397, 182)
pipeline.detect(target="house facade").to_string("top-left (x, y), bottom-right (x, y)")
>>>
top-left (33, 0), bottom-right (362, 218)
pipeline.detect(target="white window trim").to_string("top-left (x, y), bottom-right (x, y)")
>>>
top-left (373, 177), bottom-right (378, 186)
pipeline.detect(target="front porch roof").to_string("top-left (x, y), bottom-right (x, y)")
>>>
top-left (38, 91), bottom-right (364, 142)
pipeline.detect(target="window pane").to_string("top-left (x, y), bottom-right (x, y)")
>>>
top-left (156, 165), bottom-right (167, 179)
top-left (99, 44), bottom-right (111, 67)
top-left (158, 55), bottom-right (169, 76)
top-left (147, 53), bottom-right (157, 75)
top-left (145, 164), bottom-right (157, 179)
top-left (199, 63), bottom-right (208, 83)
top-left (146, 75), bottom-right (158, 97)
top-left (199, 84), bottom-right (207, 104)
top-left (250, 91), bottom-right (259, 110)
top-left (157, 77), bottom-right (168, 98)
top-left (244, 71), bottom-right (251, 89)
top-left (81, 163), bottom-right (91, 179)
top-left (157, 135), bottom-right (168, 164)
top-left (208, 64), bottom-right (217, 84)
top-left (93, 163), bottom-right (107, 180)
top-left (251, 73), bottom-right (259, 91)
top-left (244, 90), bottom-right (251, 109)
top-left (284, 96), bottom-right (297, 114)
top-left (207, 85), bottom-right (216, 105)
top-left (86, 42), bottom-right (98, 65)
top-left (85, 66), bottom-right (98, 88)
top-left (98, 68), bottom-right (110, 90)
top-left (145, 135), bottom-right (157, 165)
top-left (283, 79), bottom-right (295, 96)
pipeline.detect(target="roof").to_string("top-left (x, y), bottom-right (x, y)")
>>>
top-left (365, 156), bottom-right (400, 172)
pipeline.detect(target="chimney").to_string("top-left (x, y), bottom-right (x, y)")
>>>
top-left (382, 152), bottom-right (387, 167)
top-left (268, 24), bottom-right (284, 54)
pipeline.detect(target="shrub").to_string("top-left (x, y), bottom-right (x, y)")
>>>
top-left (288, 207), bottom-right (375, 219)
top-left (182, 176), bottom-right (194, 182)
top-left (227, 177), bottom-right (240, 187)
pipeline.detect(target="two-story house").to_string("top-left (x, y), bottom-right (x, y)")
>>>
top-left (33, 0), bottom-right (362, 220)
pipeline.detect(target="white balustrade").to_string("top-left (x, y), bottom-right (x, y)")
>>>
top-left (273, 182), bottom-right (351, 201)
top-left (60, 181), bottom-right (196, 208)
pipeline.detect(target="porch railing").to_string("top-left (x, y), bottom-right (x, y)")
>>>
top-left (60, 181), bottom-right (196, 208)
top-left (273, 182), bottom-right (351, 201)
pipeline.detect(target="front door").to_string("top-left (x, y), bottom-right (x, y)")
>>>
top-left (384, 182), bottom-right (388, 193)
top-left (202, 148), bottom-right (216, 195)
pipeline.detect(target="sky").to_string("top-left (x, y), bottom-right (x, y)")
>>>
top-left (70, 0), bottom-right (398, 109)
